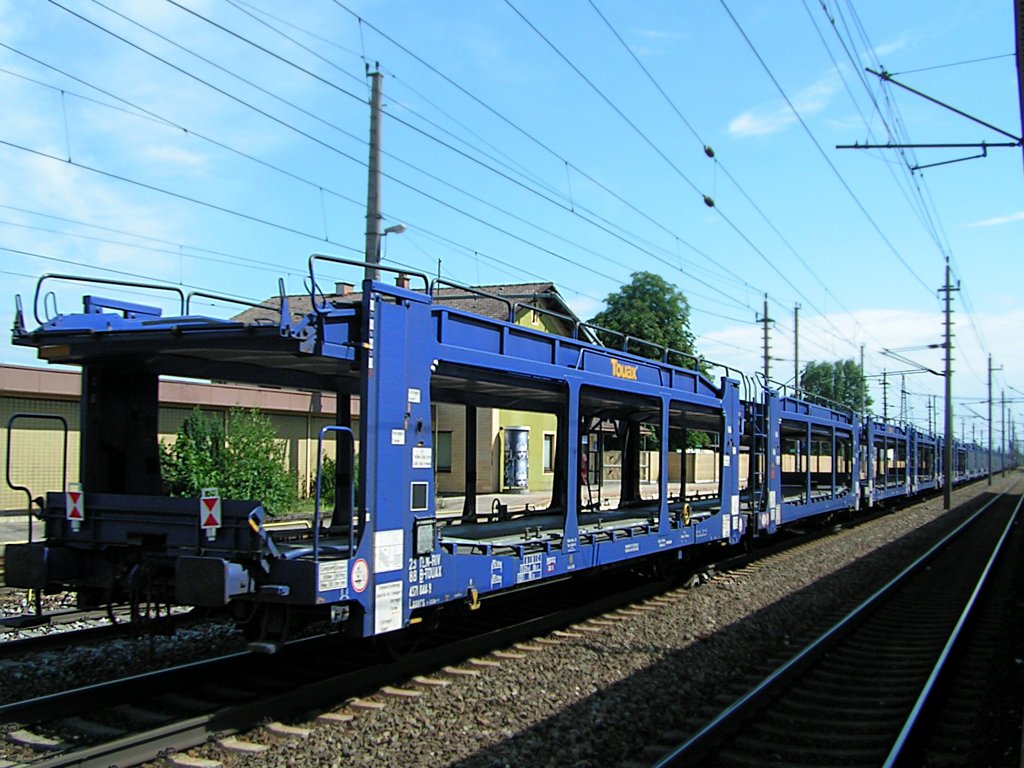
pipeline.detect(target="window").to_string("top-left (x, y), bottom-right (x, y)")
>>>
top-left (435, 431), bottom-right (452, 473)
top-left (543, 433), bottom-right (555, 473)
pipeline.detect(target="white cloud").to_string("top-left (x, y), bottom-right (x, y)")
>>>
top-left (565, 294), bottom-right (603, 322)
top-left (728, 73), bottom-right (841, 137)
top-left (629, 29), bottom-right (684, 42)
top-left (140, 144), bottom-right (210, 175)
top-left (967, 211), bottom-right (1024, 228)
top-left (869, 36), bottom-right (907, 61)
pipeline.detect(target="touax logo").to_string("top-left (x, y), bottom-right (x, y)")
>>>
top-left (610, 358), bottom-right (639, 381)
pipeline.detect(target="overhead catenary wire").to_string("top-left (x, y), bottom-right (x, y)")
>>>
top-left (36, 3), bottom-right (629, 289)
top-left (6, 1), bottom-right (999, 391)
top-left (329, 0), bottom-right (762, 297)
top-left (813, 0), bottom-right (993, 388)
top-left (587, 0), bottom-right (860, 316)
top-left (719, 0), bottom-right (936, 298)
top-left (510, 0), bottom-right (875, 360)
top-left (210, 0), bottom-right (760, 301)
top-left (68, 0), bottom-right (759, 306)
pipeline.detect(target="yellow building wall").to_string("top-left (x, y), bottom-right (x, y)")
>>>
top-left (498, 409), bottom-right (558, 494)
top-left (2, 398), bottom-right (353, 511)
top-left (1, 397), bottom-right (81, 512)
top-left (433, 404), bottom-right (501, 496)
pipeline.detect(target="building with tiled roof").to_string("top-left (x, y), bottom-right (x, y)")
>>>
top-left (233, 277), bottom-right (597, 343)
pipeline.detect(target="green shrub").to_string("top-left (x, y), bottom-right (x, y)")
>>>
top-left (315, 453), bottom-right (359, 508)
top-left (160, 408), bottom-right (224, 496)
top-left (161, 407), bottom-right (296, 515)
top-left (317, 455), bottom-right (336, 506)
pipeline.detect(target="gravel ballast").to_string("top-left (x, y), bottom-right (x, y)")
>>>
top-left (4, 476), bottom-right (1021, 767)
top-left (181, 475), bottom-right (1021, 768)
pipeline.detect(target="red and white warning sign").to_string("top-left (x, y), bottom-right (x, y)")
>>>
top-left (66, 483), bottom-right (84, 523)
top-left (350, 558), bottom-right (369, 593)
top-left (200, 488), bottom-right (222, 530)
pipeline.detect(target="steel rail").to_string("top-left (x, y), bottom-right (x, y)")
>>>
top-left (653, 484), bottom-right (1020, 767)
top-left (0, 574), bottom-right (686, 768)
top-left (3, 481), bottom-right (1000, 767)
top-left (882, 490), bottom-right (1024, 766)
top-left (0, 610), bottom-right (205, 660)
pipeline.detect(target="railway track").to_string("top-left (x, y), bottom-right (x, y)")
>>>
top-left (0, 567), bottom-right (693, 768)
top-left (0, 609), bottom-right (208, 661)
top-left (643, 484), bottom-right (1023, 767)
top-left (0, 480), bottom-right (1002, 768)
top-left (0, 503), bottom-right (895, 768)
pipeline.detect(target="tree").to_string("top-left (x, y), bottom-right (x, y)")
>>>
top-left (589, 272), bottom-right (707, 448)
top-left (588, 271), bottom-right (698, 364)
top-left (161, 407), bottom-right (296, 515)
top-left (799, 359), bottom-right (872, 413)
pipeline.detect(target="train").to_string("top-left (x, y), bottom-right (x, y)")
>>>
top-left (4, 258), bottom-right (1011, 648)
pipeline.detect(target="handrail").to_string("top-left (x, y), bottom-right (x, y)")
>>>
top-left (33, 273), bottom-right (185, 326)
top-left (313, 425), bottom-right (356, 564)
top-left (184, 291), bottom-right (270, 315)
top-left (578, 321), bottom-right (626, 348)
top-left (624, 334), bottom-right (665, 359)
top-left (429, 277), bottom-right (514, 318)
top-left (308, 253), bottom-right (429, 315)
top-left (664, 345), bottom-right (702, 368)
top-left (6, 413), bottom-right (68, 545)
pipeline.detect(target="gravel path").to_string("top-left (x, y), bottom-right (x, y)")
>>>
top-left (3, 476), bottom-right (1019, 768)
top-left (173, 475), bottom-right (1021, 768)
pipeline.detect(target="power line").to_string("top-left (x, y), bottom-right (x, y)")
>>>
top-left (329, 0), bottom-right (760, 296)
top-left (76, 0), bottom-right (756, 305)
top-left (34, 6), bottom-right (631, 289)
top-left (0, 138), bottom-right (368, 252)
top-left (892, 53), bottom-right (1014, 76)
top-left (816, 0), bottom-right (993, 385)
top-left (222, 0), bottom-right (758, 299)
top-left (512, 0), bottom-right (872, 358)
top-left (504, 0), bottom-right (704, 203)
top-left (719, 0), bottom-right (935, 297)
top-left (587, 0), bottom-right (847, 307)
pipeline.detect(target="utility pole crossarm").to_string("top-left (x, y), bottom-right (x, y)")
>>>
top-left (864, 68), bottom-right (1023, 143)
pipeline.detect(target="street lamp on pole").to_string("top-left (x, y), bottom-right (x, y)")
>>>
top-left (374, 223), bottom-right (406, 274)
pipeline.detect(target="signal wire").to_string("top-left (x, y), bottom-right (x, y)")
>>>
top-left (587, 0), bottom-right (888, 357)
top-left (510, 0), bottom-right (869, 356)
top-left (587, 0), bottom-right (849, 306)
top-left (329, 0), bottom-right (760, 295)
top-left (78, 0), bottom-right (745, 298)
top-left (820, 0), bottom-right (990, 383)
top-left (170, 0), bottom-right (756, 301)
top-left (718, 0), bottom-right (934, 297)
top-left (40, 3), bottom-right (628, 287)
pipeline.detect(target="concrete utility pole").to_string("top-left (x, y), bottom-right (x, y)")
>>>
top-left (364, 69), bottom-right (384, 282)
top-left (759, 294), bottom-right (773, 385)
top-left (940, 260), bottom-right (958, 510)
top-left (859, 344), bottom-right (866, 413)
top-left (1002, 389), bottom-right (1007, 475)
top-left (881, 370), bottom-right (889, 422)
top-left (793, 303), bottom-right (800, 393)
top-left (987, 355), bottom-right (1002, 485)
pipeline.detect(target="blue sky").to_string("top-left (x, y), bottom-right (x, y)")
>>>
top-left (1, 0), bottom-right (1021, 444)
